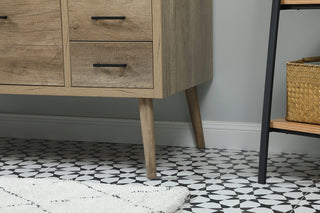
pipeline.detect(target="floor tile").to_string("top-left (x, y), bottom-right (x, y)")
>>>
top-left (0, 137), bottom-right (319, 212)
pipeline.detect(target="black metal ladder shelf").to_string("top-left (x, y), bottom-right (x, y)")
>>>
top-left (258, 0), bottom-right (320, 184)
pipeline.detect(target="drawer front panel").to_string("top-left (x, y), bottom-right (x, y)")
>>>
top-left (0, 0), bottom-right (62, 45)
top-left (71, 43), bottom-right (153, 88)
top-left (69, 0), bottom-right (152, 41)
top-left (0, 0), bottom-right (64, 86)
top-left (0, 45), bottom-right (64, 86)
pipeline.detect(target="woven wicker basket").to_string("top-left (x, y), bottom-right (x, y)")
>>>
top-left (286, 57), bottom-right (320, 124)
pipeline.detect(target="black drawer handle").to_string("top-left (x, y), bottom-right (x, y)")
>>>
top-left (0, 16), bottom-right (7, 20)
top-left (93, 64), bottom-right (127, 68)
top-left (91, 16), bottom-right (126, 20)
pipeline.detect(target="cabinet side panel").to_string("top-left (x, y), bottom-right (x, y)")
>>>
top-left (61, 0), bottom-right (71, 87)
top-left (161, 0), bottom-right (213, 97)
top-left (152, 0), bottom-right (164, 98)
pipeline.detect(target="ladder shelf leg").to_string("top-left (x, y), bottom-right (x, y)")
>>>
top-left (258, 0), bottom-right (281, 184)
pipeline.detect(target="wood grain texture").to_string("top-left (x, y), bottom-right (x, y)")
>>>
top-left (153, 0), bottom-right (213, 98)
top-left (0, 0), bottom-right (64, 86)
top-left (0, 0), bottom-right (62, 46)
top-left (61, 0), bottom-right (71, 87)
top-left (0, 0), bottom-right (213, 97)
top-left (70, 42), bottom-right (153, 88)
top-left (68, 0), bottom-right (152, 41)
top-left (185, 87), bottom-right (205, 149)
top-left (281, 0), bottom-right (320, 4)
top-left (152, 0), bottom-right (164, 98)
top-left (0, 45), bottom-right (64, 86)
top-left (139, 98), bottom-right (157, 179)
top-left (271, 118), bottom-right (320, 135)
top-left (0, 85), bottom-right (155, 98)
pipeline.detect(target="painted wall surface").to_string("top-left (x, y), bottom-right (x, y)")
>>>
top-left (1, 0), bottom-right (320, 124)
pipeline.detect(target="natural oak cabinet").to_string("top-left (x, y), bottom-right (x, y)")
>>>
top-left (0, 0), bottom-right (213, 179)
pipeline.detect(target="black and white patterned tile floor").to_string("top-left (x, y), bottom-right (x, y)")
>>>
top-left (0, 137), bottom-right (319, 213)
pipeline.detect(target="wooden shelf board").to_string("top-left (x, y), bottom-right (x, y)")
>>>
top-left (281, 0), bottom-right (320, 5)
top-left (270, 118), bottom-right (320, 135)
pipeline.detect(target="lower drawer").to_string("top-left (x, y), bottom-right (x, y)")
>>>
top-left (0, 45), bottom-right (64, 86)
top-left (70, 43), bottom-right (153, 88)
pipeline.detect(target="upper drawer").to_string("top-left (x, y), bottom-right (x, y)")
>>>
top-left (0, 0), bottom-right (62, 46)
top-left (68, 0), bottom-right (152, 41)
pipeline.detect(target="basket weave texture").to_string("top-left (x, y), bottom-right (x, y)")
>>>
top-left (286, 57), bottom-right (320, 124)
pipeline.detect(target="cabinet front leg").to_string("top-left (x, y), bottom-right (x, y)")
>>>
top-left (185, 87), bottom-right (206, 149)
top-left (138, 98), bottom-right (157, 179)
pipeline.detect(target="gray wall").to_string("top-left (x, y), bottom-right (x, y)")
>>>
top-left (1, 0), bottom-right (320, 124)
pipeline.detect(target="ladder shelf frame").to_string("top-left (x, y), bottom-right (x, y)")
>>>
top-left (258, 0), bottom-right (320, 184)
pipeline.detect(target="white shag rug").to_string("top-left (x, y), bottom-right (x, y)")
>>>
top-left (0, 177), bottom-right (189, 213)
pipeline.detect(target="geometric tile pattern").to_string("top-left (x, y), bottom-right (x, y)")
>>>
top-left (0, 137), bottom-right (319, 213)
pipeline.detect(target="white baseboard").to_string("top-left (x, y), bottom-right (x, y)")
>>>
top-left (0, 113), bottom-right (319, 155)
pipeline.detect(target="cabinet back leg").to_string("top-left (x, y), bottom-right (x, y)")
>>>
top-left (138, 98), bottom-right (157, 179)
top-left (185, 87), bottom-right (206, 149)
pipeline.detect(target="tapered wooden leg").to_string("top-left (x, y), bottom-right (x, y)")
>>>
top-left (138, 98), bottom-right (157, 179)
top-left (185, 87), bottom-right (206, 149)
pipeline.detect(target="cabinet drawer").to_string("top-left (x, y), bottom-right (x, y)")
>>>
top-left (0, 45), bottom-right (64, 86)
top-left (69, 0), bottom-right (152, 41)
top-left (0, 0), bottom-right (64, 86)
top-left (0, 0), bottom-right (62, 45)
top-left (70, 43), bottom-right (153, 88)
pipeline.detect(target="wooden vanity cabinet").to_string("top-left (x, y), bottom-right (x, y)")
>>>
top-left (0, 0), bottom-right (213, 179)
